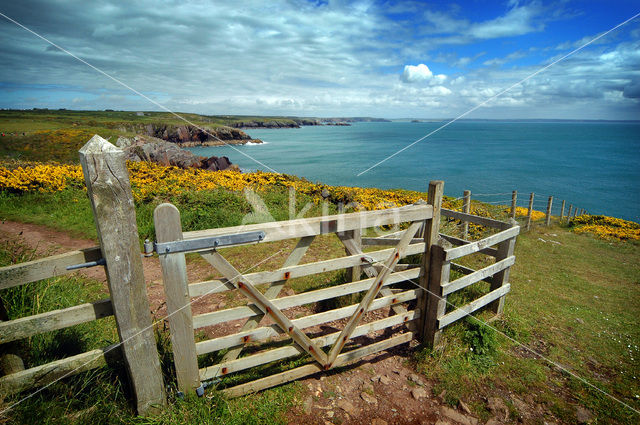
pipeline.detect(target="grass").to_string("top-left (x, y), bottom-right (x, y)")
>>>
top-left (415, 223), bottom-right (640, 424)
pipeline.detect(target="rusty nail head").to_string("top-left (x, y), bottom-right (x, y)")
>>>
top-left (243, 335), bottom-right (250, 342)
top-left (222, 367), bottom-right (228, 374)
top-left (284, 271), bottom-right (290, 279)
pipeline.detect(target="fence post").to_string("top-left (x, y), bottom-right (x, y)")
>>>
top-left (345, 228), bottom-right (361, 283)
top-left (545, 196), bottom-right (553, 226)
top-left (461, 190), bottom-right (471, 239)
top-left (526, 192), bottom-right (534, 231)
top-left (420, 181), bottom-right (446, 347)
top-left (567, 204), bottom-right (573, 222)
top-left (154, 203), bottom-right (201, 394)
top-left (560, 200), bottom-right (566, 222)
top-left (510, 190), bottom-right (517, 219)
top-left (79, 135), bottom-right (166, 415)
top-left (489, 219), bottom-right (518, 315)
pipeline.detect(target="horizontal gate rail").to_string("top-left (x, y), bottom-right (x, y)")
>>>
top-left (438, 285), bottom-right (512, 329)
top-left (0, 247), bottom-right (102, 290)
top-left (188, 242), bottom-right (425, 298)
top-left (196, 288), bottom-right (420, 355)
top-left (183, 203), bottom-right (433, 243)
top-left (201, 310), bottom-right (419, 381)
top-left (0, 299), bottom-right (113, 344)
top-left (441, 208), bottom-right (510, 230)
top-left (442, 256), bottom-right (516, 296)
top-left (445, 225), bottom-right (519, 261)
top-left (192, 268), bottom-right (420, 329)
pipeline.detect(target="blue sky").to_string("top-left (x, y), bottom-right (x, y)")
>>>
top-left (0, 1), bottom-right (639, 119)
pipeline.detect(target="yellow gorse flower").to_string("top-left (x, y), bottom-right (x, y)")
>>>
top-left (1, 161), bottom-right (637, 241)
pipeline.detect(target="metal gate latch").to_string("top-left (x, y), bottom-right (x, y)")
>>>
top-left (66, 258), bottom-right (106, 271)
top-left (144, 230), bottom-right (266, 256)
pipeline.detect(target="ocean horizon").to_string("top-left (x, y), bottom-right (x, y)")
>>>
top-left (186, 121), bottom-right (640, 223)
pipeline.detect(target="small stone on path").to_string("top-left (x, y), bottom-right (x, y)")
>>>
top-left (372, 419), bottom-right (388, 425)
top-left (337, 399), bottom-right (358, 416)
top-left (380, 375), bottom-right (392, 385)
top-left (459, 400), bottom-right (471, 414)
top-left (411, 387), bottom-right (428, 399)
top-left (361, 391), bottom-right (378, 405)
top-left (440, 406), bottom-right (478, 425)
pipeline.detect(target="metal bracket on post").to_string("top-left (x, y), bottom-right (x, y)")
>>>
top-left (66, 258), bottom-right (106, 271)
top-left (145, 230), bottom-right (266, 256)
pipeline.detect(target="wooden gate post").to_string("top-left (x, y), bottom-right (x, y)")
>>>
top-left (526, 192), bottom-right (534, 231)
top-left (154, 203), bottom-right (201, 394)
top-left (489, 218), bottom-right (518, 314)
top-left (510, 190), bottom-right (517, 219)
top-left (419, 181), bottom-right (445, 346)
top-left (461, 190), bottom-right (471, 239)
top-left (79, 135), bottom-right (166, 415)
top-left (545, 196), bottom-right (553, 226)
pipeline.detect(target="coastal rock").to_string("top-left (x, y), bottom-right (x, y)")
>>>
top-left (113, 122), bottom-right (261, 146)
top-left (120, 135), bottom-right (239, 171)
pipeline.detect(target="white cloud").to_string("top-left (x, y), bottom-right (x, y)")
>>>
top-left (401, 64), bottom-right (447, 84)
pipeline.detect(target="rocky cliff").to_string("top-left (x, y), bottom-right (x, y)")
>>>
top-left (113, 122), bottom-right (262, 146)
top-left (117, 135), bottom-right (240, 172)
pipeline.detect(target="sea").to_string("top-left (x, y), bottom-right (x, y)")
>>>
top-left (186, 121), bottom-right (640, 223)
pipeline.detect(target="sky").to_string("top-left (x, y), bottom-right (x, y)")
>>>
top-left (0, 0), bottom-right (639, 119)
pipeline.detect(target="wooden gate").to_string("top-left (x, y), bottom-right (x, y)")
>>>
top-left (153, 182), bottom-right (444, 397)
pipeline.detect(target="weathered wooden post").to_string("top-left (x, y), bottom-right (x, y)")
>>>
top-left (567, 204), bottom-right (573, 222)
top-left (545, 196), bottom-right (553, 226)
top-left (420, 181), bottom-right (445, 347)
top-left (79, 135), bottom-right (166, 415)
top-left (560, 200), bottom-right (566, 222)
top-left (154, 204), bottom-right (201, 395)
top-left (461, 190), bottom-right (471, 239)
top-left (489, 218), bottom-right (518, 314)
top-left (526, 192), bottom-right (534, 231)
top-left (510, 190), bottom-right (517, 219)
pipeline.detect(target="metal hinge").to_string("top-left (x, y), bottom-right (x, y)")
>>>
top-left (144, 230), bottom-right (266, 256)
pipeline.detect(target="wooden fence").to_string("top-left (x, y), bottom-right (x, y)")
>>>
top-left (363, 209), bottom-right (519, 346)
top-left (456, 189), bottom-right (588, 232)
top-left (0, 136), bottom-right (165, 415)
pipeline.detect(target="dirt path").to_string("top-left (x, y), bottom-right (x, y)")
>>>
top-left (0, 220), bottom-right (498, 425)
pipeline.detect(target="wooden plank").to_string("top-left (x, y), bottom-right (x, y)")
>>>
top-left (193, 268), bottom-right (420, 329)
top-left (154, 203), bottom-right (201, 394)
top-left (444, 226), bottom-right (520, 261)
top-left (450, 263), bottom-right (491, 285)
top-left (0, 344), bottom-right (119, 395)
top-left (438, 284), bottom-right (511, 329)
top-left (188, 242), bottom-right (425, 297)
top-left (422, 244), bottom-right (449, 346)
top-left (196, 288), bottom-right (419, 355)
top-left (361, 237), bottom-right (422, 247)
top-left (79, 135), bottom-right (165, 414)
top-left (326, 221), bottom-right (422, 367)
top-left (219, 235), bottom-right (315, 364)
top-left (222, 332), bottom-right (414, 398)
top-left (489, 219), bottom-right (518, 314)
top-left (204, 252), bottom-right (328, 367)
top-left (0, 247), bottom-right (102, 290)
top-left (200, 309), bottom-right (418, 381)
top-left (442, 256), bottom-right (515, 296)
top-left (441, 209), bottom-right (509, 230)
top-left (183, 204), bottom-right (432, 243)
top-left (439, 234), bottom-right (498, 257)
top-left (0, 299), bottom-right (113, 344)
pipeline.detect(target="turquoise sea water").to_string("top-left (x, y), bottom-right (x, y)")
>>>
top-left (186, 121), bottom-right (640, 222)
